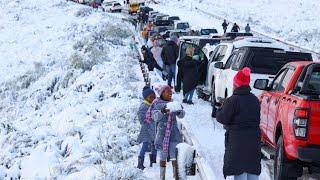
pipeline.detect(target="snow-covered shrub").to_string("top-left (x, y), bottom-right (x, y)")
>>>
top-left (74, 7), bottom-right (93, 17)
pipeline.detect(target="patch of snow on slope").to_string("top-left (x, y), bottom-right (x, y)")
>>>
top-left (0, 0), bottom-right (149, 179)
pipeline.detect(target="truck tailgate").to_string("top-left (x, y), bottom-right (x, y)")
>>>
top-left (308, 100), bottom-right (320, 145)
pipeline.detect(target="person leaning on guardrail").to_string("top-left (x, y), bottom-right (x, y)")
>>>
top-left (215, 67), bottom-right (261, 180)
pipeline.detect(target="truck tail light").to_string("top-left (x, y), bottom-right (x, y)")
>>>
top-left (293, 108), bottom-right (310, 139)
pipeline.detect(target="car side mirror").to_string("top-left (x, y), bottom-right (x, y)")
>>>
top-left (214, 62), bottom-right (224, 69)
top-left (254, 79), bottom-right (269, 90)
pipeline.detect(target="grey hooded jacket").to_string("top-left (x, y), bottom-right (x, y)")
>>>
top-left (151, 99), bottom-right (185, 150)
top-left (137, 102), bottom-right (156, 143)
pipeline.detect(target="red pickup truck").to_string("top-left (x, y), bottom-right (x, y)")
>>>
top-left (254, 61), bottom-right (320, 180)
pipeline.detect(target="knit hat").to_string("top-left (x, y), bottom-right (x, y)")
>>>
top-left (233, 67), bottom-right (251, 88)
top-left (155, 85), bottom-right (171, 96)
top-left (142, 86), bottom-right (155, 99)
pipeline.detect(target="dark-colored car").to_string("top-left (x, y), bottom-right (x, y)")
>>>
top-left (200, 28), bottom-right (218, 36)
top-left (223, 32), bottom-right (254, 40)
top-left (168, 16), bottom-right (180, 22)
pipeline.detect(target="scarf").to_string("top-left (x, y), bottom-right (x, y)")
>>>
top-left (145, 98), bottom-right (160, 124)
top-left (162, 112), bottom-right (173, 155)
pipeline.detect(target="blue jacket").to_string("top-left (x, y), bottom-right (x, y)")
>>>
top-left (151, 99), bottom-right (185, 150)
top-left (137, 101), bottom-right (156, 143)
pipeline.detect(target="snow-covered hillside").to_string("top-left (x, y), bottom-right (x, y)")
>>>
top-left (0, 0), bottom-right (148, 179)
top-left (152, 0), bottom-right (320, 54)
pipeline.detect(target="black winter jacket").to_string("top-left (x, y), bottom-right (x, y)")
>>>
top-left (143, 49), bottom-right (163, 71)
top-left (177, 56), bottom-right (199, 93)
top-left (161, 41), bottom-right (179, 65)
top-left (216, 86), bottom-right (261, 178)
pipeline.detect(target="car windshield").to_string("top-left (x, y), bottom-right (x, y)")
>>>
top-left (114, 3), bottom-right (121, 6)
top-left (200, 29), bottom-right (218, 35)
top-left (177, 23), bottom-right (189, 29)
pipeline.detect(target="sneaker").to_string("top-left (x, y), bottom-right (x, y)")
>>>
top-left (182, 99), bottom-right (188, 103)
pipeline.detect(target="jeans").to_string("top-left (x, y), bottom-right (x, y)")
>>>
top-left (184, 88), bottom-right (195, 101)
top-left (166, 64), bottom-right (176, 87)
top-left (139, 142), bottom-right (157, 158)
top-left (234, 173), bottom-right (259, 180)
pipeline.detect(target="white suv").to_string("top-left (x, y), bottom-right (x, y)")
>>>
top-left (207, 38), bottom-right (312, 115)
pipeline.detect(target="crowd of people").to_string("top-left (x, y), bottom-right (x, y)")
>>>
top-left (136, 15), bottom-right (260, 180)
top-left (136, 69), bottom-right (261, 180)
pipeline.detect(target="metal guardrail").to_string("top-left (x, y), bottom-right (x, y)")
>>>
top-left (194, 7), bottom-right (320, 59)
top-left (124, 16), bottom-right (214, 179)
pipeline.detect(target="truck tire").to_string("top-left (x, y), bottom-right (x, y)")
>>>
top-left (274, 136), bottom-right (297, 180)
top-left (211, 83), bottom-right (217, 118)
top-left (210, 82), bottom-right (216, 106)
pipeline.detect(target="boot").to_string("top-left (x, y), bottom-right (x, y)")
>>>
top-left (137, 156), bottom-right (145, 170)
top-left (152, 153), bottom-right (157, 164)
top-left (172, 160), bottom-right (179, 180)
top-left (149, 154), bottom-right (153, 167)
top-left (149, 153), bottom-right (157, 167)
top-left (160, 160), bottom-right (166, 180)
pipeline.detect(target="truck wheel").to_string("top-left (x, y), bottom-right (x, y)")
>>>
top-left (210, 82), bottom-right (216, 106)
top-left (274, 136), bottom-right (297, 180)
top-left (211, 83), bottom-right (217, 117)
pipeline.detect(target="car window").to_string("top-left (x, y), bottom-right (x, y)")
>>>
top-left (232, 52), bottom-right (245, 70)
top-left (177, 23), bottom-right (189, 29)
top-left (271, 69), bottom-right (287, 91)
top-left (224, 54), bottom-right (237, 69)
top-left (308, 70), bottom-right (320, 93)
top-left (209, 47), bottom-right (219, 63)
top-left (211, 45), bottom-right (227, 62)
top-left (279, 69), bottom-right (294, 91)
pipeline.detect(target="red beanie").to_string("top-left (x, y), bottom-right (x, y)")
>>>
top-left (233, 67), bottom-right (251, 88)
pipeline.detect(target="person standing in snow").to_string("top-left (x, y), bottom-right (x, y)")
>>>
top-left (161, 35), bottom-right (179, 89)
top-left (231, 23), bottom-right (240, 32)
top-left (215, 67), bottom-right (261, 180)
top-left (137, 86), bottom-right (157, 170)
top-left (151, 38), bottom-right (165, 77)
top-left (222, 19), bottom-right (229, 33)
top-left (150, 85), bottom-right (185, 180)
top-left (245, 23), bottom-right (251, 33)
top-left (141, 27), bottom-right (149, 45)
top-left (141, 46), bottom-right (163, 72)
top-left (177, 46), bottom-right (199, 104)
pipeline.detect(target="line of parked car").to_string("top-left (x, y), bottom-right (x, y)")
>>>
top-left (132, 5), bottom-right (320, 180)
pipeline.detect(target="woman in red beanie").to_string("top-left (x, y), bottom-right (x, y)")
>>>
top-left (216, 67), bottom-right (261, 180)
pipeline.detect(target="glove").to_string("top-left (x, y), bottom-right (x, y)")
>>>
top-left (161, 107), bottom-right (170, 114)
